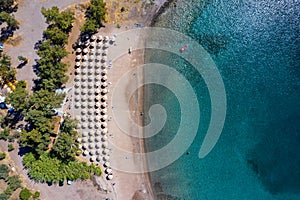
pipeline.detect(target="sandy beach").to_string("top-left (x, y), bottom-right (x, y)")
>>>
top-left (1, 0), bottom-right (171, 199)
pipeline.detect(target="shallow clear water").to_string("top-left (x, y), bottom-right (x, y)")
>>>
top-left (145, 0), bottom-right (300, 199)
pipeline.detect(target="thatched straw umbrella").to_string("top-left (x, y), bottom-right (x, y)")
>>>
top-left (86, 75), bottom-right (92, 81)
top-left (83, 48), bottom-right (88, 54)
top-left (95, 137), bottom-right (101, 143)
top-left (83, 55), bottom-right (88, 60)
top-left (101, 89), bottom-right (108, 94)
top-left (81, 101), bottom-right (87, 107)
top-left (84, 40), bottom-right (89, 47)
top-left (104, 162), bottom-right (110, 167)
top-left (104, 36), bottom-right (109, 41)
top-left (95, 69), bottom-right (101, 75)
top-left (90, 156), bottom-right (96, 162)
top-left (76, 48), bottom-right (82, 53)
top-left (82, 61), bottom-right (88, 68)
top-left (96, 150), bottom-right (101, 155)
top-left (101, 75), bottom-right (108, 81)
top-left (75, 62), bottom-right (81, 68)
top-left (102, 135), bottom-right (108, 141)
top-left (81, 116), bottom-right (88, 123)
top-left (110, 36), bottom-right (116, 42)
top-left (87, 70), bottom-right (93, 76)
top-left (102, 142), bottom-right (109, 149)
top-left (83, 150), bottom-right (89, 156)
top-left (102, 128), bottom-right (108, 135)
top-left (101, 115), bottom-right (108, 122)
top-left (96, 156), bottom-right (101, 162)
top-left (103, 148), bottom-right (109, 155)
top-left (81, 89), bottom-right (87, 95)
top-left (97, 35), bottom-right (103, 41)
top-left (91, 35), bottom-right (97, 41)
top-left (107, 174), bottom-right (113, 180)
top-left (105, 168), bottom-right (113, 174)
top-left (101, 108), bottom-right (108, 115)
top-left (76, 55), bottom-right (81, 60)
top-left (81, 122), bottom-right (87, 129)
top-left (89, 149), bottom-right (96, 156)
top-left (81, 110), bottom-right (86, 115)
top-left (103, 155), bottom-right (110, 161)
top-left (75, 100), bottom-right (81, 107)
top-left (96, 55), bottom-right (101, 62)
top-left (95, 143), bottom-right (101, 149)
top-left (95, 62), bottom-right (101, 69)
top-left (102, 56), bottom-right (107, 62)
top-left (89, 143), bottom-right (95, 149)
top-left (94, 109), bottom-right (100, 115)
top-left (101, 122), bottom-right (108, 128)
top-left (74, 76), bottom-right (80, 82)
top-left (101, 95), bottom-right (108, 101)
top-left (89, 55), bottom-right (95, 61)
top-left (102, 62), bottom-right (108, 69)
top-left (88, 122), bottom-right (94, 129)
top-left (82, 68), bottom-right (87, 75)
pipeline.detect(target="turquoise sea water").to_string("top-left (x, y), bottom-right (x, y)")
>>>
top-left (145, 0), bottom-right (300, 199)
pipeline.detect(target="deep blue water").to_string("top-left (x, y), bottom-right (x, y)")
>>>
top-left (145, 0), bottom-right (300, 199)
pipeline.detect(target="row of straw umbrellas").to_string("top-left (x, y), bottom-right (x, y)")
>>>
top-left (74, 34), bottom-right (116, 180)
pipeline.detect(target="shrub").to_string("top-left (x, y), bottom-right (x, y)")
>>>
top-left (6, 175), bottom-right (21, 191)
top-left (7, 143), bottom-right (14, 151)
top-left (0, 128), bottom-right (10, 140)
top-left (19, 188), bottom-right (32, 200)
top-left (0, 152), bottom-right (6, 160)
top-left (33, 191), bottom-right (40, 198)
top-left (0, 164), bottom-right (9, 179)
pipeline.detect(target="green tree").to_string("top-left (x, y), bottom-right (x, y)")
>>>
top-left (80, 19), bottom-right (97, 34)
top-left (6, 81), bottom-right (29, 111)
top-left (43, 26), bottom-right (69, 45)
top-left (0, 54), bottom-right (15, 84)
top-left (0, 193), bottom-right (8, 200)
top-left (88, 0), bottom-right (106, 26)
top-left (36, 40), bottom-right (68, 62)
top-left (0, 164), bottom-right (9, 179)
top-left (33, 191), bottom-right (40, 199)
top-left (80, 0), bottom-right (106, 34)
top-left (7, 143), bottom-right (14, 151)
top-left (0, 11), bottom-right (19, 29)
top-left (0, 152), bottom-right (6, 160)
top-left (51, 117), bottom-right (79, 161)
top-left (19, 188), bottom-right (32, 200)
top-left (41, 7), bottom-right (74, 32)
top-left (23, 153), bottom-right (36, 168)
top-left (6, 175), bottom-right (21, 191)
top-left (0, 128), bottom-right (10, 140)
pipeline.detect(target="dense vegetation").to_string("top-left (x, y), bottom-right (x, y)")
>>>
top-left (3, 6), bottom-right (102, 184)
top-left (0, 54), bottom-right (16, 86)
top-left (0, 164), bottom-right (22, 200)
top-left (0, 0), bottom-right (19, 41)
top-left (80, 0), bottom-right (107, 34)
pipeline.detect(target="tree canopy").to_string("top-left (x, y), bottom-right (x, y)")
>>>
top-left (6, 81), bottom-right (29, 111)
top-left (51, 117), bottom-right (79, 161)
top-left (80, 0), bottom-right (106, 34)
top-left (41, 7), bottom-right (74, 32)
top-left (0, 54), bottom-right (16, 85)
top-left (0, 11), bottom-right (18, 29)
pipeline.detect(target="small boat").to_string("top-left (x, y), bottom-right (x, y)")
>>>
top-left (180, 45), bottom-right (188, 53)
